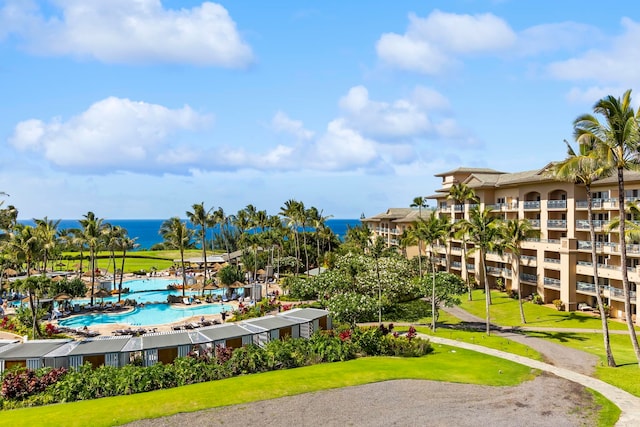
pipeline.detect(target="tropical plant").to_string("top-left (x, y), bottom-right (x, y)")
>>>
top-left (159, 217), bottom-right (193, 296)
top-left (448, 183), bottom-right (478, 300)
top-left (412, 212), bottom-right (448, 331)
top-left (461, 206), bottom-right (502, 334)
top-left (187, 202), bottom-right (215, 294)
top-left (417, 272), bottom-right (466, 324)
top-left (501, 218), bottom-right (539, 324)
top-left (548, 138), bottom-right (616, 366)
top-left (573, 89), bottom-right (640, 365)
top-left (410, 196), bottom-right (428, 277)
top-left (78, 212), bottom-right (107, 305)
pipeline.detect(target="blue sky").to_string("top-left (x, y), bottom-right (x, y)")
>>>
top-left (1, 1), bottom-right (639, 220)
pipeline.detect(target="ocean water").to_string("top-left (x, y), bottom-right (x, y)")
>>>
top-left (19, 218), bottom-right (361, 251)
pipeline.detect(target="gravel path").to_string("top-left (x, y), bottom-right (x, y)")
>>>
top-left (124, 374), bottom-right (599, 427)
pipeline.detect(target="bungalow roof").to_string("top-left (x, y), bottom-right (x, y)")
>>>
top-left (280, 308), bottom-right (329, 321)
top-left (0, 339), bottom-right (71, 359)
top-left (240, 315), bottom-right (299, 332)
top-left (197, 324), bottom-right (253, 342)
top-left (67, 336), bottom-right (131, 356)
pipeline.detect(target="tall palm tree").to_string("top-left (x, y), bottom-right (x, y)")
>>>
top-left (79, 212), bottom-right (106, 305)
top-left (187, 202), bottom-right (214, 292)
top-left (104, 224), bottom-right (125, 297)
top-left (502, 218), bottom-right (540, 325)
top-left (117, 235), bottom-right (138, 302)
top-left (33, 217), bottom-right (60, 273)
top-left (160, 217), bottom-right (193, 297)
top-left (549, 138), bottom-right (616, 367)
top-left (448, 183), bottom-right (478, 300)
top-left (7, 224), bottom-right (41, 336)
top-left (410, 196), bottom-right (428, 277)
top-left (280, 199), bottom-right (303, 275)
top-left (462, 206), bottom-right (502, 334)
top-left (213, 207), bottom-right (233, 264)
top-left (414, 212), bottom-right (448, 331)
top-left (573, 89), bottom-right (640, 364)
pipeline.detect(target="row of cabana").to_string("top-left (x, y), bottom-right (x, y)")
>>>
top-left (0, 308), bottom-right (331, 373)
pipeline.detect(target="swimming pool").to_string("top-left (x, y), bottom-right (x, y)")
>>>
top-left (59, 302), bottom-right (233, 328)
top-left (121, 277), bottom-right (187, 292)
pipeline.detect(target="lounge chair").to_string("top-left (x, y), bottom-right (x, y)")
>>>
top-left (183, 297), bottom-right (191, 305)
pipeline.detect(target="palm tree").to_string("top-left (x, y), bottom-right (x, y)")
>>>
top-left (410, 196), bottom-right (428, 277)
top-left (502, 218), bottom-right (540, 325)
top-left (370, 236), bottom-right (386, 325)
top-left (187, 202), bottom-right (214, 292)
top-left (117, 235), bottom-right (139, 302)
top-left (414, 212), bottom-right (448, 331)
top-left (462, 206), bottom-right (502, 334)
top-left (104, 224), bottom-right (125, 296)
top-left (280, 199), bottom-right (303, 275)
top-left (79, 212), bottom-right (106, 306)
top-left (160, 217), bottom-right (193, 297)
top-left (213, 207), bottom-right (233, 264)
top-left (448, 183), bottom-right (478, 300)
top-left (33, 217), bottom-right (60, 273)
top-left (549, 138), bottom-right (616, 367)
top-left (6, 224), bottom-right (41, 336)
top-left (573, 89), bottom-right (640, 364)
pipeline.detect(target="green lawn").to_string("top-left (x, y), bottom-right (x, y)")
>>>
top-left (460, 290), bottom-right (631, 331)
top-left (56, 250), bottom-right (207, 274)
top-left (2, 347), bottom-right (537, 427)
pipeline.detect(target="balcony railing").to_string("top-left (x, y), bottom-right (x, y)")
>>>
top-left (544, 257), bottom-right (561, 264)
top-left (543, 277), bottom-right (561, 289)
top-left (547, 200), bottom-right (567, 209)
top-left (547, 219), bottom-right (567, 229)
top-left (520, 273), bottom-right (537, 283)
top-left (520, 255), bottom-right (536, 262)
top-left (577, 282), bottom-right (597, 293)
top-left (528, 219), bottom-right (541, 228)
top-left (454, 204), bottom-right (464, 212)
top-left (466, 264), bottom-right (475, 272)
top-left (523, 201), bottom-right (540, 210)
top-left (576, 219), bottom-right (610, 230)
top-left (451, 261), bottom-right (462, 269)
top-left (606, 286), bottom-right (637, 300)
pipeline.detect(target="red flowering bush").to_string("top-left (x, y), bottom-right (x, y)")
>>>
top-left (339, 329), bottom-right (352, 341)
top-left (45, 323), bottom-right (58, 337)
top-left (1, 367), bottom-right (67, 400)
top-left (406, 326), bottom-right (417, 341)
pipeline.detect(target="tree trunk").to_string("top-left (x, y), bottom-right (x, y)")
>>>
top-left (118, 250), bottom-right (126, 303)
top-left (431, 256), bottom-right (437, 332)
top-left (180, 248), bottom-right (187, 298)
top-left (616, 169), bottom-right (640, 365)
top-left (584, 184), bottom-right (615, 366)
top-left (481, 249), bottom-right (491, 335)
top-left (516, 259), bottom-right (526, 324)
top-left (462, 240), bottom-right (472, 301)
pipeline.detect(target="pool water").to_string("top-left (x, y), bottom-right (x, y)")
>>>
top-left (59, 303), bottom-right (233, 327)
top-left (57, 276), bottom-right (244, 327)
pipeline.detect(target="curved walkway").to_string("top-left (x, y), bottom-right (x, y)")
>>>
top-left (435, 306), bottom-right (640, 426)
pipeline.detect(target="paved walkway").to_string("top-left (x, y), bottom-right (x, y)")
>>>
top-left (435, 306), bottom-right (640, 427)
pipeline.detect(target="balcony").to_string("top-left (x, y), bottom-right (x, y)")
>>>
top-left (523, 201), bottom-right (540, 210)
top-left (576, 219), bottom-right (610, 230)
top-left (466, 264), bottom-right (475, 272)
top-left (544, 257), bottom-right (561, 264)
top-left (454, 204), bottom-right (464, 212)
top-left (543, 277), bottom-right (561, 289)
top-left (547, 199), bottom-right (567, 209)
top-left (520, 254), bottom-right (536, 263)
top-left (547, 219), bottom-right (567, 229)
top-left (577, 282), bottom-right (597, 293)
top-left (487, 266), bottom-right (511, 277)
top-left (606, 286), bottom-right (637, 300)
top-left (451, 261), bottom-right (462, 269)
top-left (528, 219), bottom-right (541, 228)
top-left (520, 273), bottom-right (537, 283)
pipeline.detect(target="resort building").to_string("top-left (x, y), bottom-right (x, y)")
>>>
top-left (362, 166), bottom-right (640, 325)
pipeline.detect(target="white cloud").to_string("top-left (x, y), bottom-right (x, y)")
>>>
top-left (0, 0), bottom-right (253, 67)
top-left (9, 97), bottom-right (213, 174)
top-left (377, 10), bottom-right (516, 74)
top-left (547, 18), bottom-right (640, 86)
top-left (517, 22), bottom-right (602, 56)
top-left (271, 111), bottom-right (314, 140)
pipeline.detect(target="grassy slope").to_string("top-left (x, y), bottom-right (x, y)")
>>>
top-left (2, 347), bottom-right (535, 427)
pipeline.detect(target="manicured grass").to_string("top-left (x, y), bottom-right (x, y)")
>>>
top-left (525, 330), bottom-right (640, 397)
top-left (2, 348), bottom-right (536, 427)
top-left (57, 250), bottom-right (207, 274)
top-left (414, 325), bottom-right (545, 361)
top-left (588, 389), bottom-right (622, 427)
top-left (460, 290), bottom-right (631, 331)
